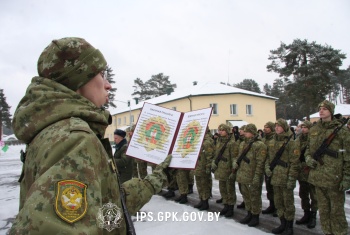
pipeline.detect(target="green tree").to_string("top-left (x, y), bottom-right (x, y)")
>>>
top-left (0, 89), bottom-right (12, 140)
top-left (103, 65), bottom-right (117, 109)
top-left (267, 39), bottom-right (346, 119)
top-left (132, 73), bottom-right (177, 101)
top-left (234, 79), bottom-right (261, 93)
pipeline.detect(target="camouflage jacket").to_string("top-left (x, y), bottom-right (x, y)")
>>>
top-left (114, 140), bottom-right (134, 184)
top-left (265, 130), bottom-right (301, 186)
top-left (214, 134), bottom-right (238, 180)
top-left (296, 133), bottom-right (309, 181)
top-left (262, 132), bottom-right (274, 145)
top-left (10, 77), bottom-right (165, 235)
top-left (194, 133), bottom-right (215, 176)
top-left (306, 119), bottom-right (350, 188)
top-left (236, 137), bottom-right (267, 184)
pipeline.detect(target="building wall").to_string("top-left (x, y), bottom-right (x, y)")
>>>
top-left (105, 94), bottom-right (276, 141)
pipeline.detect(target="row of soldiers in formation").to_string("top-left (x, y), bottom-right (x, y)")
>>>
top-left (114, 100), bottom-right (350, 235)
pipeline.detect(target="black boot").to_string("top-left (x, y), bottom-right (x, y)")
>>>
top-left (224, 205), bottom-right (234, 218)
top-left (163, 189), bottom-right (175, 198)
top-left (296, 210), bottom-right (310, 225)
top-left (220, 204), bottom-right (229, 216)
top-left (248, 214), bottom-right (259, 227)
top-left (237, 201), bottom-right (245, 209)
top-left (307, 211), bottom-right (317, 229)
top-left (199, 199), bottom-right (209, 211)
top-left (194, 200), bottom-right (203, 209)
top-left (239, 211), bottom-right (252, 224)
top-left (188, 184), bottom-right (193, 194)
top-left (262, 201), bottom-right (276, 214)
top-left (175, 194), bottom-right (187, 204)
top-left (216, 198), bottom-right (223, 203)
top-left (272, 217), bottom-right (286, 234)
top-left (282, 220), bottom-right (293, 235)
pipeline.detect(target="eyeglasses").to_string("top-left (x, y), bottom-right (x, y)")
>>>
top-left (100, 69), bottom-right (108, 80)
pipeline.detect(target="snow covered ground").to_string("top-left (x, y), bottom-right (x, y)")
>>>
top-left (1, 145), bottom-right (349, 235)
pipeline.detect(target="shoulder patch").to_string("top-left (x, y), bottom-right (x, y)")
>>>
top-left (55, 180), bottom-right (88, 223)
top-left (294, 149), bottom-right (300, 155)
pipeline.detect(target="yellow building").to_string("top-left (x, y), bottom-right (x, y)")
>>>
top-left (105, 82), bottom-right (277, 141)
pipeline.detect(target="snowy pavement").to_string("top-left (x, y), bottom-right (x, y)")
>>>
top-left (1, 145), bottom-right (349, 235)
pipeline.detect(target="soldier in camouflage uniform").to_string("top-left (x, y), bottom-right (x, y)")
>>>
top-left (305, 100), bottom-right (350, 235)
top-left (261, 121), bottom-right (277, 216)
top-left (211, 124), bottom-right (238, 217)
top-left (9, 37), bottom-right (172, 235)
top-left (114, 129), bottom-right (134, 184)
top-left (265, 119), bottom-right (300, 235)
top-left (233, 124), bottom-right (267, 227)
top-left (295, 120), bottom-right (318, 229)
top-left (236, 125), bottom-right (246, 209)
top-left (194, 128), bottom-right (215, 210)
top-left (174, 169), bottom-right (191, 203)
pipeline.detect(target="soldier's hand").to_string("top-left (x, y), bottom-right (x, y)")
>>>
top-left (287, 177), bottom-right (296, 190)
top-left (339, 180), bottom-right (350, 191)
top-left (211, 161), bottom-right (218, 172)
top-left (232, 161), bottom-right (239, 170)
top-left (265, 168), bottom-right (272, 177)
top-left (156, 154), bottom-right (172, 170)
top-left (305, 156), bottom-right (317, 168)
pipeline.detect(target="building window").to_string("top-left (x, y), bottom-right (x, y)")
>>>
top-left (118, 118), bottom-right (121, 125)
top-left (246, 104), bottom-right (253, 115)
top-left (230, 104), bottom-right (237, 115)
top-left (130, 115), bottom-right (134, 123)
top-left (210, 103), bottom-right (218, 115)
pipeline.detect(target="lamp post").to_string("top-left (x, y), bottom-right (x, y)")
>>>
top-left (116, 100), bottom-right (132, 131)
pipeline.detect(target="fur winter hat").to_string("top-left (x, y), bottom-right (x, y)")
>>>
top-left (218, 124), bottom-right (231, 134)
top-left (264, 121), bottom-right (275, 132)
top-left (114, 129), bottom-right (126, 138)
top-left (301, 121), bottom-right (313, 129)
top-left (37, 37), bottom-right (107, 91)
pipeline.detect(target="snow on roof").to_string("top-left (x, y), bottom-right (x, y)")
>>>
top-left (112, 82), bottom-right (277, 115)
top-left (310, 103), bottom-right (350, 118)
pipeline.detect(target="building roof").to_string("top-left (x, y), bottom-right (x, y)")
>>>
top-left (309, 103), bottom-right (350, 118)
top-left (112, 82), bottom-right (277, 115)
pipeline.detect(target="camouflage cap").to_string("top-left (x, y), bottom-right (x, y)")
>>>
top-left (264, 121), bottom-right (275, 132)
top-left (318, 100), bottom-right (335, 115)
top-left (300, 120), bottom-right (312, 129)
top-left (275, 118), bottom-right (289, 132)
top-left (239, 125), bottom-right (246, 131)
top-left (37, 37), bottom-right (107, 91)
top-left (218, 124), bottom-right (231, 134)
top-left (244, 123), bottom-right (258, 135)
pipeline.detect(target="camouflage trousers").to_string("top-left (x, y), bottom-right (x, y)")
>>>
top-left (219, 179), bottom-right (236, 205)
top-left (195, 174), bottom-right (212, 200)
top-left (264, 174), bottom-right (274, 202)
top-left (176, 170), bottom-right (190, 194)
top-left (316, 186), bottom-right (348, 235)
top-left (273, 186), bottom-right (295, 220)
top-left (298, 180), bottom-right (318, 212)
top-left (189, 170), bottom-right (194, 185)
top-left (241, 183), bottom-right (263, 215)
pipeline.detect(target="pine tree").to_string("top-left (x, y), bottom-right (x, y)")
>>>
top-left (0, 89), bottom-right (12, 140)
top-left (234, 79), bottom-right (261, 93)
top-left (104, 65), bottom-right (117, 109)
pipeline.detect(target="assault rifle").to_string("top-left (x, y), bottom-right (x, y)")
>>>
top-left (299, 145), bottom-right (307, 162)
top-left (269, 134), bottom-right (294, 171)
top-left (312, 117), bottom-right (349, 165)
top-left (232, 134), bottom-right (259, 173)
top-left (212, 134), bottom-right (232, 173)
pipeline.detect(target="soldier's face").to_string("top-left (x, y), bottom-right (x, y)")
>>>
top-left (275, 124), bottom-right (284, 134)
top-left (263, 126), bottom-right (271, 134)
top-left (114, 135), bottom-right (124, 144)
top-left (244, 132), bottom-right (254, 138)
top-left (219, 129), bottom-right (228, 137)
top-left (301, 126), bottom-right (309, 134)
top-left (76, 72), bottom-right (111, 108)
top-left (319, 106), bottom-right (332, 120)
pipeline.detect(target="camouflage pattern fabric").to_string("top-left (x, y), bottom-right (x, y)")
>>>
top-left (305, 119), bottom-right (350, 234)
top-left (265, 130), bottom-right (301, 220)
top-left (176, 169), bottom-right (190, 194)
top-left (10, 78), bottom-right (167, 234)
top-left (262, 131), bottom-right (275, 202)
top-left (235, 137), bottom-right (267, 214)
top-left (194, 133), bottom-right (214, 200)
top-left (219, 179), bottom-right (236, 205)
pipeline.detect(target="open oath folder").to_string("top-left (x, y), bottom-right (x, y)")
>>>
top-left (126, 102), bottom-right (212, 169)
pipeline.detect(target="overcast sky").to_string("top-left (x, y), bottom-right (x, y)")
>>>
top-left (1, 0), bottom-right (349, 115)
